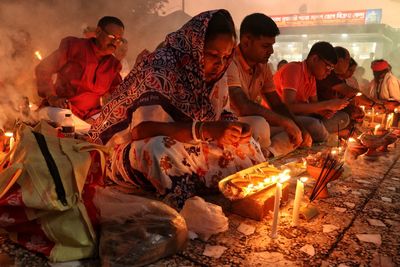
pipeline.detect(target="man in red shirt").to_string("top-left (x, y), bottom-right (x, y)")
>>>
top-left (35, 16), bottom-right (124, 122)
top-left (274, 41), bottom-right (349, 142)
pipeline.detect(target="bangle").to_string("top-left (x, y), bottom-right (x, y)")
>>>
top-left (199, 122), bottom-right (205, 141)
top-left (191, 121), bottom-right (201, 142)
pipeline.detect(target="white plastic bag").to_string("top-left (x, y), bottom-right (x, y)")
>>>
top-left (94, 187), bottom-right (188, 267)
top-left (180, 196), bottom-right (229, 240)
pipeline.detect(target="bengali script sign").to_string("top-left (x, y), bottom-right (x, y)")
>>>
top-left (271, 9), bottom-right (382, 27)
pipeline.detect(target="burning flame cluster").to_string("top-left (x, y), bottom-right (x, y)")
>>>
top-left (34, 51), bottom-right (42, 60)
top-left (242, 169), bottom-right (291, 196)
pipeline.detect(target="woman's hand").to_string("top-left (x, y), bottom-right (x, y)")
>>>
top-left (202, 121), bottom-right (252, 146)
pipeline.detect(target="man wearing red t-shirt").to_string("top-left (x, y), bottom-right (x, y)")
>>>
top-left (274, 41), bottom-right (350, 142)
top-left (35, 16), bottom-right (124, 122)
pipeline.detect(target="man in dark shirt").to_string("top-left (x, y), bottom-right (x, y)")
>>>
top-left (317, 47), bottom-right (384, 132)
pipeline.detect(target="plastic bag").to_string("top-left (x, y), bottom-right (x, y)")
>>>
top-left (94, 187), bottom-right (188, 267)
top-left (180, 196), bottom-right (229, 241)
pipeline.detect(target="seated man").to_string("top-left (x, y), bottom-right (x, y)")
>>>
top-left (274, 41), bottom-right (350, 142)
top-left (317, 47), bottom-right (383, 128)
top-left (227, 13), bottom-right (311, 157)
top-left (369, 59), bottom-right (400, 107)
top-left (35, 16), bottom-right (124, 125)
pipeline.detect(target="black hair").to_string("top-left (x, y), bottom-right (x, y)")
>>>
top-left (97, 16), bottom-right (124, 29)
top-left (334, 46), bottom-right (349, 59)
top-left (205, 10), bottom-right (236, 43)
top-left (349, 57), bottom-right (357, 68)
top-left (277, 59), bottom-right (288, 70)
top-left (240, 13), bottom-right (280, 38)
top-left (307, 41), bottom-right (337, 65)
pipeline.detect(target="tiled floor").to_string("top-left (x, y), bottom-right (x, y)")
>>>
top-left (0, 145), bottom-right (399, 267)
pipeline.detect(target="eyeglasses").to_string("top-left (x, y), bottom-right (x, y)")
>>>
top-left (101, 28), bottom-right (123, 45)
top-left (318, 56), bottom-right (335, 71)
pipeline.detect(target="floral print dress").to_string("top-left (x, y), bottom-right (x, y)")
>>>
top-left (89, 10), bottom-right (265, 207)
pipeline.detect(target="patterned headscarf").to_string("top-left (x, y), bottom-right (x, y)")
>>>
top-left (89, 9), bottom-right (235, 144)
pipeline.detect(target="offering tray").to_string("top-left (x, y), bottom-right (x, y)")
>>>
top-left (218, 162), bottom-right (284, 201)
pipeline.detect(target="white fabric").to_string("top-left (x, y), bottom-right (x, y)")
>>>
top-left (369, 72), bottom-right (400, 101)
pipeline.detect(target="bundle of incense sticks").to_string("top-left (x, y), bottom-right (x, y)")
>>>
top-left (309, 151), bottom-right (344, 201)
top-left (346, 125), bottom-right (356, 140)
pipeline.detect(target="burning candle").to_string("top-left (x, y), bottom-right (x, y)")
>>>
top-left (371, 108), bottom-right (375, 123)
top-left (4, 132), bottom-right (14, 151)
top-left (374, 124), bottom-right (381, 135)
top-left (292, 177), bottom-right (308, 226)
top-left (381, 113), bottom-right (386, 124)
top-left (34, 51), bottom-right (42, 60)
top-left (270, 181), bottom-right (282, 238)
top-left (386, 113), bottom-right (394, 129)
top-left (270, 175), bottom-right (290, 238)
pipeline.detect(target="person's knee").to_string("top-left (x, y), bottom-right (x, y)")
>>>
top-left (240, 116), bottom-right (271, 148)
top-left (338, 112), bottom-right (350, 129)
top-left (305, 118), bottom-right (329, 142)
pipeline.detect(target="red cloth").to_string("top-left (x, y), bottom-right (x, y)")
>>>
top-left (36, 37), bottom-right (122, 119)
top-left (273, 61), bottom-right (317, 103)
top-left (371, 60), bottom-right (389, 72)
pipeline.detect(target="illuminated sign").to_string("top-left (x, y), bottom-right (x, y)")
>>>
top-left (271, 9), bottom-right (382, 27)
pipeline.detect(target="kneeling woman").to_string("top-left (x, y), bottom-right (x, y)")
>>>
top-left (89, 10), bottom-right (265, 207)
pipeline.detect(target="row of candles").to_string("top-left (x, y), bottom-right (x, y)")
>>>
top-left (362, 106), bottom-right (398, 130)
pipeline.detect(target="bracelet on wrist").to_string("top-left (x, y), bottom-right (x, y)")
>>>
top-left (191, 121), bottom-right (201, 143)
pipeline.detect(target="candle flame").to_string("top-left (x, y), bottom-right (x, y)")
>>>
top-left (242, 169), bottom-right (291, 196)
top-left (4, 132), bottom-right (13, 137)
top-left (356, 92), bottom-right (362, 96)
top-left (348, 137), bottom-right (356, 142)
top-left (300, 177), bottom-right (308, 183)
top-left (35, 51), bottom-right (42, 60)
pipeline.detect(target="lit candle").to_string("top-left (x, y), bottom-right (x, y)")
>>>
top-left (386, 113), bottom-right (394, 129)
top-left (4, 132), bottom-right (14, 151)
top-left (381, 113), bottom-right (386, 124)
top-left (371, 107), bottom-right (375, 123)
top-left (9, 136), bottom-right (15, 150)
top-left (270, 176), bottom-right (290, 238)
top-left (34, 51), bottom-right (42, 60)
top-left (292, 177), bottom-right (308, 226)
top-left (374, 124), bottom-right (381, 135)
top-left (270, 181), bottom-right (282, 239)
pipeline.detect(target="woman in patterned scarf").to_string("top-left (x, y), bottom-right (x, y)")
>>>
top-left (89, 10), bottom-right (265, 207)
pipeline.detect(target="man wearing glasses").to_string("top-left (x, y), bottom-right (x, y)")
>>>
top-left (35, 16), bottom-right (124, 124)
top-left (317, 47), bottom-right (385, 132)
top-left (274, 41), bottom-right (350, 142)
